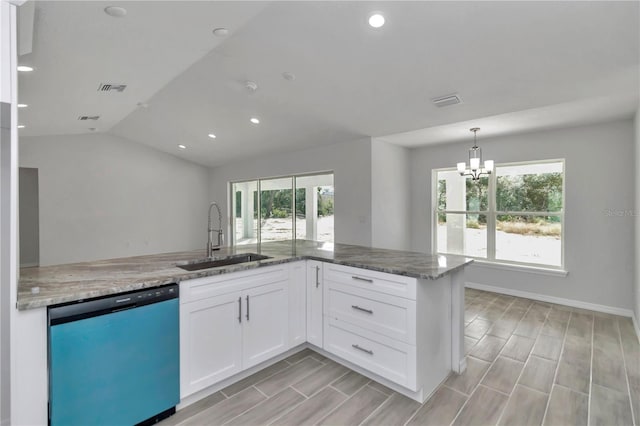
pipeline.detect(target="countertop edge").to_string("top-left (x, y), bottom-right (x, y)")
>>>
top-left (18, 252), bottom-right (473, 311)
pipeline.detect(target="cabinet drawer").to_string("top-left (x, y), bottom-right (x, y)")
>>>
top-left (180, 265), bottom-right (289, 304)
top-left (326, 283), bottom-right (415, 344)
top-left (323, 263), bottom-right (416, 300)
top-left (324, 322), bottom-right (416, 390)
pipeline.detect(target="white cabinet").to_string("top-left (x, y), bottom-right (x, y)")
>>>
top-left (324, 321), bottom-right (416, 389)
top-left (180, 292), bottom-right (243, 393)
top-left (180, 265), bottom-right (290, 398)
top-left (288, 261), bottom-right (307, 347)
top-left (322, 262), bottom-right (453, 402)
top-left (325, 280), bottom-right (416, 344)
top-left (180, 259), bottom-right (453, 404)
top-left (306, 260), bottom-right (324, 347)
top-left (323, 263), bottom-right (419, 389)
top-left (242, 282), bottom-right (288, 369)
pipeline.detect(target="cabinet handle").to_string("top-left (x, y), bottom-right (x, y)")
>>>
top-left (238, 297), bottom-right (242, 323)
top-left (352, 276), bottom-right (373, 283)
top-left (315, 266), bottom-right (320, 288)
top-left (351, 305), bottom-right (373, 314)
top-left (352, 344), bottom-right (374, 355)
top-left (246, 295), bottom-right (250, 321)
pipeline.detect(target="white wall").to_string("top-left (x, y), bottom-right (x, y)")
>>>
top-left (371, 139), bottom-right (411, 250)
top-left (635, 108), bottom-right (640, 325)
top-left (19, 133), bottom-right (211, 266)
top-left (209, 137), bottom-right (372, 247)
top-left (410, 119), bottom-right (636, 311)
top-left (18, 168), bottom-right (38, 266)
top-left (0, 2), bottom-right (17, 424)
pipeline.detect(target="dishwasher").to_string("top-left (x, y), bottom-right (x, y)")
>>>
top-left (48, 283), bottom-right (180, 426)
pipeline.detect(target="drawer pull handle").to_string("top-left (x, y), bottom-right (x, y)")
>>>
top-left (315, 266), bottom-right (320, 288)
top-left (352, 344), bottom-right (374, 355)
top-left (238, 297), bottom-right (242, 323)
top-left (352, 276), bottom-right (373, 283)
top-left (351, 305), bottom-right (373, 314)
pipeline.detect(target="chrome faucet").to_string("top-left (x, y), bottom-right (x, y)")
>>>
top-left (207, 201), bottom-right (224, 257)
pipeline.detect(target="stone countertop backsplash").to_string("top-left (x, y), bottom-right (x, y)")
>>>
top-left (18, 240), bottom-right (473, 310)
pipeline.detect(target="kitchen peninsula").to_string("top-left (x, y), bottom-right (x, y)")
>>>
top-left (15, 240), bottom-right (472, 424)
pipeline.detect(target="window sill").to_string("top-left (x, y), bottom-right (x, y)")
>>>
top-left (471, 260), bottom-right (568, 277)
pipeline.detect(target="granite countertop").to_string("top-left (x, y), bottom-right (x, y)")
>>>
top-left (18, 240), bottom-right (473, 310)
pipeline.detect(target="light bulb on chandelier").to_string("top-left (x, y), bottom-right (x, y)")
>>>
top-left (457, 128), bottom-right (493, 181)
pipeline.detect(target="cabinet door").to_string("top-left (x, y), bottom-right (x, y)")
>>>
top-left (288, 262), bottom-right (307, 347)
top-left (242, 282), bottom-right (289, 369)
top-left (180, 292), bottom-right (243, 398)
top-left (306, 260), bottom-right (324, 347)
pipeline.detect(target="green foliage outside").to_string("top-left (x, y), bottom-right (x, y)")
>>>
top-left (497, 173), bottom-right (562, 222)
top-left (318, 197), bottom-right (334, 217)
top-left (437, 172), bottom-right (563, 234)
top-left (236, 187), bottom-right (334, 219)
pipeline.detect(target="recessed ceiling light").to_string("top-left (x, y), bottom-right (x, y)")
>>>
top-left (282, 72), bottom-right (296, 81)
top-left (208, 133), bottom-right (217, 139)
top-left (250, 117), bottom-right (260, 125)
top-left (245, 80), bottom-right (258, 92)
top-left (212, 28), bottom-right (229, 37)
top-left (17, 104), bottom-right (28, 108)
top-left (17, 66), bottom-right (34, 72)
top-left (104, 6), bottom-right (127, 17)
top-left (17, 125), bottom-right (25, 129)
top-left (368, 13), bottom-right (385, 28)
top-left (178, 144), bottom-right (186, 149)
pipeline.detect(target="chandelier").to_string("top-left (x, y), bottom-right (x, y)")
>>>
top-left (457, 127), bottom-right (493, 181)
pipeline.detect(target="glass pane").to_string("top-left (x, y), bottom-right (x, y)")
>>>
top-left (294, 174), bottom-right (334, 243)
top-left (496, 214), bottom-right (562, 266)
top-left (260, 177), bottom-right (294, 243)
top-left (496, 162), bottom-right (563, 212)
top-left (436, 170), bottom-right (488, 212)
top-left (436, 213), bottom-right (487, 258)
top-left (231, 181), bottom-right (258, 245)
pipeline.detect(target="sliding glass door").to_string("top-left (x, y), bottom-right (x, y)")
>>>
top-left (230, 172), bottom-right (334, 246)
top-left (294, 174), bottom-right (334, 242)
top-left (231, 180), bottom-right (258, 245)
top-left (259, 177), bottom-right (294, 243)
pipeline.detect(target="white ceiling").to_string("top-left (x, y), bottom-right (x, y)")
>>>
top-left (17, 1), bottom-right (640, 167)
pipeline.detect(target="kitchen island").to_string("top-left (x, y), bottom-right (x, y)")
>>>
top-left (15, 240), bottom-right (472, 425)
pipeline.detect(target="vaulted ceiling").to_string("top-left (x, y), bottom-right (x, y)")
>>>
top-left (17, 1), bottom-right (640, 167)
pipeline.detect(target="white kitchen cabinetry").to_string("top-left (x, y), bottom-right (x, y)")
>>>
top-left (181, 292), bottom-right (243, 395)
top-left (242, 282), bottom-right (288, 369)
top-left (180, 259), bottom-right (457, 404)
top-left (288, 261), bottom-right (306, 347)
top-left (180, 265), bottom-right (290, 398)
top-left (323, 262), bottom-right (451, 402)
top-left (306, 260), bottom-right (324, 347)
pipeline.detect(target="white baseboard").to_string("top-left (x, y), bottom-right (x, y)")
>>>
top-left (633, 314), bottom-right (640, 344)
top-left (465, 282), bottom-right (635, 318)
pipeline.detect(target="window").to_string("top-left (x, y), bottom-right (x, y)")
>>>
top-left (435, 160), bottom-right (564, 268)
top-left (231, 172), bottom-right (334, 245)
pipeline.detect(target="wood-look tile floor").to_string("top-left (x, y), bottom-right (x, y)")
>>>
top-left (161, 289), bottom-right (640, 426)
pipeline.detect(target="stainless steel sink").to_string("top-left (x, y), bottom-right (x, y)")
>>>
top-left (177, 253), bottom-right (272, 271)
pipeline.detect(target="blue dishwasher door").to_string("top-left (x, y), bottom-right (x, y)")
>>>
top-left (49, 298), bottom-right (179, 426)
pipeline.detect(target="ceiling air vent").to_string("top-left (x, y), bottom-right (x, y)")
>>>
top-left (97, 83), bottom-right (127, 92)
top-left (432, 94), bottom-right (462, 108)
top-left (78, 115), bottom-right (100, 121)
